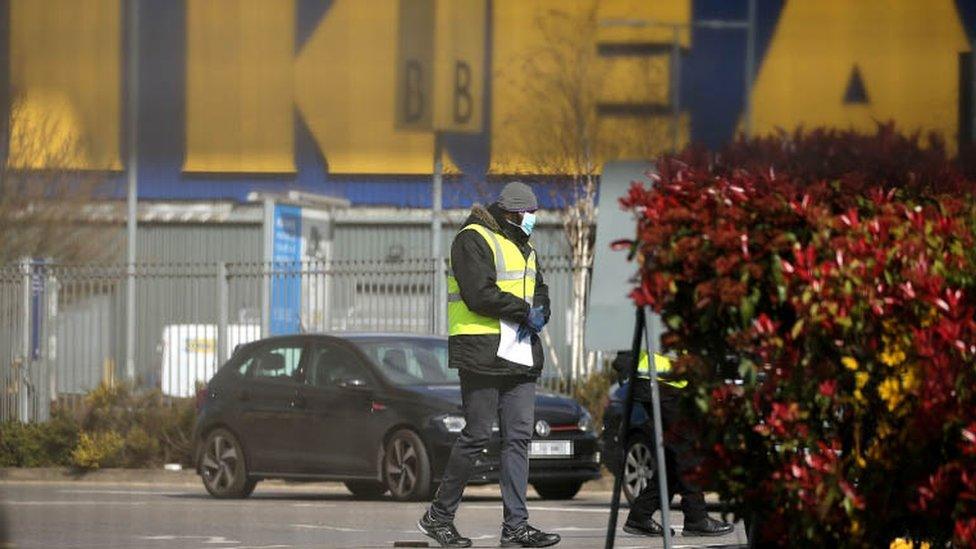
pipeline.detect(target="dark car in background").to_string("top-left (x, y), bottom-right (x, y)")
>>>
top-left (193, 333), bottom-right (600, 501)
top-left (600, 381), bottom-right (656, 505)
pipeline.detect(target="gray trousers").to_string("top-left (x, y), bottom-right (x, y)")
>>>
top-left (429, 370), bottom-right (536, 531)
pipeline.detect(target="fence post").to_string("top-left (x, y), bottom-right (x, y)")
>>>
top-left (46, 266), bottom-right (58, 413)
top-left (217, 262), bottom-right (228, 367)
top-left (261, 198), bottom-right (273, 338)
top-left (432, 258), bottom-right (440, 334)
top-left (19, 258), bottom-right (32, 422)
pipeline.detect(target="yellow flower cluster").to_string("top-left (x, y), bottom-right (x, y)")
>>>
top-left (878, 377), bottom-right (902, 411)
top-left (877, 364), bottom-right (919, 412)
top-left (880, 330), bottom-right (907, 367)
top-left (854, 371), bottom-right (870, 402)
top-left (890, 538), bottom-right (930, 549)
top-left (880, 346), bottom-right (906, 367)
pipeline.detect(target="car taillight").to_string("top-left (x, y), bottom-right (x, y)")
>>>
top-left (195, 386), bottom-right (209, 412)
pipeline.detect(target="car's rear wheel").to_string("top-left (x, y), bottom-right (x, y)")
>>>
top-left (200, 428), bottom-right (256, 499)
top-left (383, 429), bottom-right (431, 501)
top-left (533, 481), bottom-right (583, 500)
top-left (623, 438), bottom-right (656, 505)
top-left (344, 480), bottom-right (388, 498)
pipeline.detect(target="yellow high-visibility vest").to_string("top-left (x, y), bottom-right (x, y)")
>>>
top-left (637, 351), bottom-right (688, 389)
top-left (447, 224), bottom-right (536, 336)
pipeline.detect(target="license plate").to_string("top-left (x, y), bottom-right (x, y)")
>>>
top-left (529, 440), bottom-right (573, 458)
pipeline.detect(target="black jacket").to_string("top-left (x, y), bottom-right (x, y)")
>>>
top-left (448, 203), bottom-right (551, 378)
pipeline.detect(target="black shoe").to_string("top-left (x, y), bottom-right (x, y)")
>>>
top-left (683, 516), bottom-right (734, 537)
top-left (417, 510), bottom-right (472, 548)
top-left (622, 517), bottom-right (675, 537)
top-left (500, 523), bottom-right (561, 547)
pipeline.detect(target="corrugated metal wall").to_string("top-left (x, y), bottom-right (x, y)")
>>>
top-left (135, 224), bottom-right (263, 263)
top-left (120, 218), bottom-right (572, 263)
top-left (56, 213), bottom-right (580, 392)
top-left (332, 221), bottom-right (571, 261)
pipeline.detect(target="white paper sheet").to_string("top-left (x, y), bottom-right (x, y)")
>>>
top-left (497, 319), bottom-right (535, 367)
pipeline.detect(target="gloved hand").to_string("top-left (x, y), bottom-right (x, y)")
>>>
top-left (526, 306), bottom-right (546, 333)
top-left (516, 323), bottom-right (533, 343)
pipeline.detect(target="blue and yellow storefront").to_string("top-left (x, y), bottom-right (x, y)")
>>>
top-left (2, 0), bottom-right (974, 207)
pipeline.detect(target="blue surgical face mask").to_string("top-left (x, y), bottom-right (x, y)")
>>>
top-left (519, 212), bottom-right (537, 236)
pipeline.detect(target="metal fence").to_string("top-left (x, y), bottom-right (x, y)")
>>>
top-left (0, 256), bottom-right (587, 422)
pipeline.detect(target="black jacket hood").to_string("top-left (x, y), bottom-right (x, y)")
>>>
top-left (464, 203), bottom-right (531, 249)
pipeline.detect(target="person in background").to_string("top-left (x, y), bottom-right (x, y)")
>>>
top-left (417, 182), bottom-right (560, 548)
top-left (614, 350), bottom-right (735, 538)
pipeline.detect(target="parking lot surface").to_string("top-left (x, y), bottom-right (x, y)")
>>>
top-left (0, 481), bottom-right (747, 548)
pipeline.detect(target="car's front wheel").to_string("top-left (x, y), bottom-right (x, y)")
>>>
top-left (383, 429), bottom-right (431, 501)
top-left (623, 438), bottom-right (656, 505)
top-left (344, 480), bottom-right (387, 499)
top-left (200, 428), bottom-right (257, 499)
top-left (533, 481), bottom-right (583, 500)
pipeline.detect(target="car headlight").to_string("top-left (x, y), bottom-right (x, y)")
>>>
top-left (578, 408), bottom-right (593, 432)
top-left (438, 414), bottom-right (466, 433)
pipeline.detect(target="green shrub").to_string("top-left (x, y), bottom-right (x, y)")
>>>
top-left (123, 426), bottom-right (160, 468)
top-left (79, 382), bottom-right (196, 467)
top-left (71, 430), bottom-right (124, 470)
top-left (0, 408), bottom-right (79, 467)
top-left (0, 422), bottom-right (43, 467)
top-left (1, 383), bottom-right (195, 469)
top-left (37, 408), bottom-right (80, 465)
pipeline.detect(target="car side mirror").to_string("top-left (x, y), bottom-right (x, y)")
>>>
top-left (335, 378), bottom-right (369, 390)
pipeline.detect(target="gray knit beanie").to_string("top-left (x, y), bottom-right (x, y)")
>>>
top-left (497, 181), bottom-right (538, 212)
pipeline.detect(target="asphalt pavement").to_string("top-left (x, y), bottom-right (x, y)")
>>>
top-left (0, 480), bottom-right (748, 548)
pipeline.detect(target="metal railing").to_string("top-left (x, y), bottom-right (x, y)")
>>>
top-left (0, 256), bottom-right (586, 421)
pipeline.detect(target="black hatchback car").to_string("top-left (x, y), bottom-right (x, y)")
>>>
top-left (194, 333), bottom-right (600, 501)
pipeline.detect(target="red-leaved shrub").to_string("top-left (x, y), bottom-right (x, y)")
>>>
top-left (622, 125), bottom-right (976, 546)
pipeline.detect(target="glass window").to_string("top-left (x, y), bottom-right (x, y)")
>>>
top-left (240, 344), bottom-right (304, 382)
top-left (352, 339), bottom-right (457, 386)
top-left (307, 343), bottom-right (370, 388)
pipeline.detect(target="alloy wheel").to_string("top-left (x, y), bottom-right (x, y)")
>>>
top-left (385, 436), bottom-right (419, 498)
top-left (623, 440), bottom-right (655, 504)
top-left (202, 432), bottom-right (241, 494)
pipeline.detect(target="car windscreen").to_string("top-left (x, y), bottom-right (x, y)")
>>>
top-left (352, 339), bottom-right (459, 386)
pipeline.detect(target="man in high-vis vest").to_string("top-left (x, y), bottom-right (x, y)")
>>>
top-left (615, 351), bottom-right (734, 538)
top-left (418, 182), bottom-right (560, 548)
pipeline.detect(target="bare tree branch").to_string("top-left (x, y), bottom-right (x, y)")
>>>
top-left (1, 91), bottom-right (118, 264)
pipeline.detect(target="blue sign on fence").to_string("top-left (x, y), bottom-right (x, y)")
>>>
top-left (270, 204), bottom-right (302, 335)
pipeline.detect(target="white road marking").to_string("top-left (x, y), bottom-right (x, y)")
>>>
top-left (1, 500), bottom-right (149, 506)
top-left (465, 504), bottom-right (609, 514)
top-left (61, 489), bottom-right (183, 496)
top-left (290, 503), bottom-right (338, 508)
top-left (291, 524), bottom-right (365, 533)
top-left (138, 535), bottom-right (239, 544)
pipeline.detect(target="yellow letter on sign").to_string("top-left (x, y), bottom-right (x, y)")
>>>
top-left (9, 0), bottom-right (121, 170)
top-left (184, 0), bottom-right (295, 173)
top-left (747, 0), bottom-right (969, 150)
top-left (433, 0), bottom-right (485, 133)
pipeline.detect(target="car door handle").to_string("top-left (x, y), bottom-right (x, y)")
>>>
top-left (290, 390), bottom-right (306, 409)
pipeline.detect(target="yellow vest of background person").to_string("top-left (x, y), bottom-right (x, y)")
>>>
top-left (447, 224), bottom-right (536, 336)
top-left (636, 352), bottom-right (688, 389)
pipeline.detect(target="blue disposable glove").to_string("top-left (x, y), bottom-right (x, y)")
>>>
top-left (516, 323), bottom-right (533, 342)
top-left (526, 306), bottom-right (546, 333)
